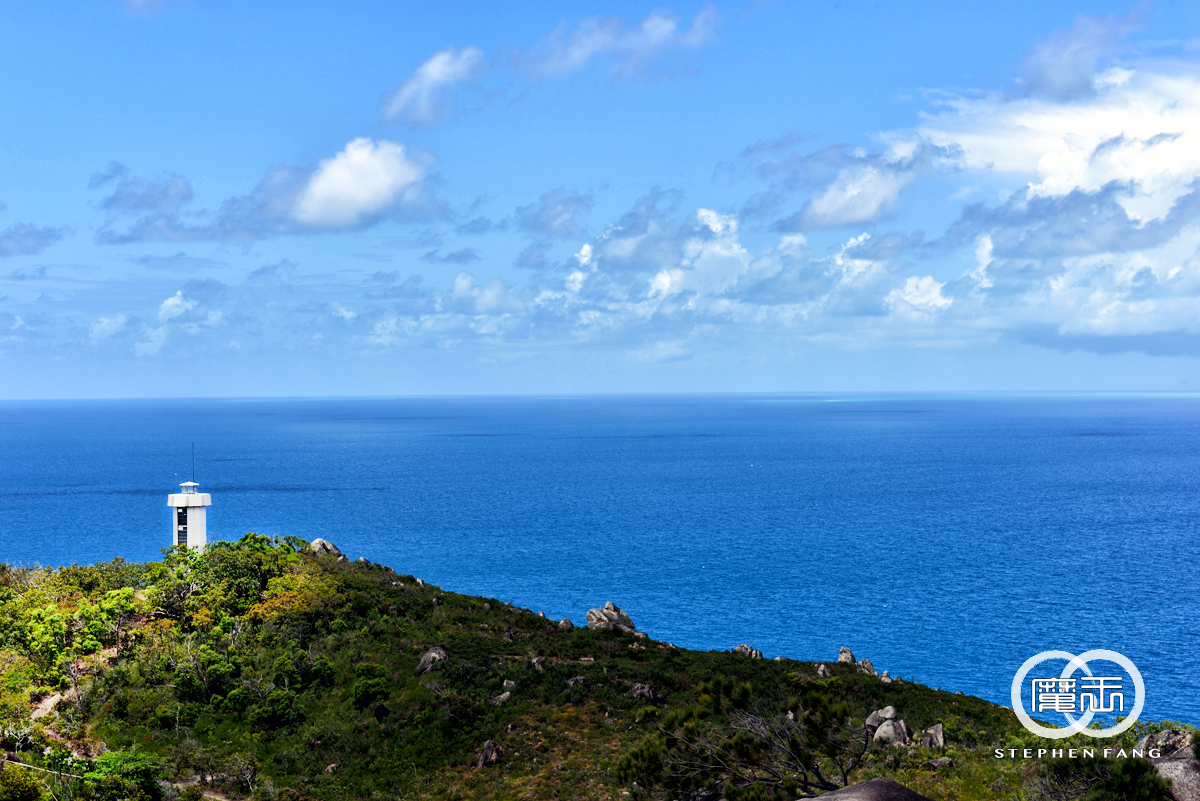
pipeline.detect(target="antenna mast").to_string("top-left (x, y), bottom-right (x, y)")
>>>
top-left (192, 442), bottom-right (195, 483)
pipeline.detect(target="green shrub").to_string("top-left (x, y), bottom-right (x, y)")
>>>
top-left (0, 765), bottom-right (45, 801)
top-left (82, 750), bottom-right (166, 801)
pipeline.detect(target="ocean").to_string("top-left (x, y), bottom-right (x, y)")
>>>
top-left (1, 394), bottom-right (1197, 725)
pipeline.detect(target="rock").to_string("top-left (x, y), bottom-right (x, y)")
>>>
top-left (774, 656), bottom-right (786, 661)
top-left (631, 683), bottom-right (665, 705)
top-left (356, 557), bottom-right (369, 564)
top-left (734, 643), bottom-right (763, 659)
top-left (309, 538), bottom-right (342, 557)
top-left (503, 679), bottom-right (516, 690)
top-left (483, 603), bottom-right (490, 611)
top-left (476, 739), bottom-right (503, 769)
top-left (539, 625), bottom-right (557, 634)
top-left (489, 692), bottom-right (511, 706)
top-left (586, 601), bottom-right (638, 634)
top-left (874, 719), bottom-right (912, 746)
top-left (538, 612), bottom-right (545, 618)
top-left (838, 647), bottom-right (856, 664)
top-left (1136, 729), bottom-right (1192, 756)
top-left (531, 657), bottom-right (545, 673)
top-left (817, 663), bottom-right (832, 678)
top-left (566, 676), bottom-right (586, 688)
top-left (924, 723), bottom-right (945, 748)
top-left (1152, 759), bottom-right (1200, 801)
top-left (815, 777), bottom-right (935, 800)
top-left (503, 626), bottom-right (514, 642)
top-left (929, 756), bottom-right (953, 769)
top-left (323, 763), bottom-right (338, 774)
top-left (881, 675), bottom-right (892, 684)
top-left (856, 659), bottom-right (877, 676)
top-left (866, 706), bottom-right (897, 724)
top-left (413, 646), bottom-right (448, 675)
top-left (558, 618), bottom-right (573, 631)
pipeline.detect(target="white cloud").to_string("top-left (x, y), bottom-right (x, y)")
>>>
top-left (919, 68), bottom-right (1200, 222)
top-left (802, 164), bottom-right (915, 229)
top-left (331, 303), bottom-right (356, 321)
top-left (89, 314), bottom-right (128, 342)
top-left (293, 138), bottom-right (424, 229)
top-left (532, 6), bottom-right (717, 77)
top-left (886, 276), bottom-right (953, 313)
top-left (382, 46), bottom-right (486, 126)
top-left (158, 291), bottom-right (196, 321)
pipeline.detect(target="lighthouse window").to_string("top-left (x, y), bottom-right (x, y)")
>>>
top-left (176, 508), bottom-right (188, 526)
top-left (179, 529), bottom-right (188, 546)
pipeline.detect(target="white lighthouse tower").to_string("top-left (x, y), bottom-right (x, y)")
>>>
top-left (168, 481), bottom-right (211, 550)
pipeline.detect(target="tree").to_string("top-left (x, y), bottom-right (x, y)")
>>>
top-left (618, 678), bottom-right (871, 799)
top-left (0, 764), bottom-right (45, 801)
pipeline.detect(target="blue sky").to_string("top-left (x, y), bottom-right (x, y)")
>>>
top-left (4, 0), bottom-right (1200, 396)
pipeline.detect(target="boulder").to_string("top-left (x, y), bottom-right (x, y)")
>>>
top-left (817, 663), bottom-right (832, 678)
top-left (928, 756), bottom-right (953, 769)
top-left (734, 643), bottom-right (763, 660)
top-left (323, 763), bottom-right (338, 774)
top-left (502, 679), bottom-right (516, 690)
top-left (856, 659), bottom-right (877, 676)
top-left (558, 618), bottom-right (574, 631)
top-left (1152, 759), bottom-right (1200, 801)
top-left (567, 676), bottom-right (586, 687)
top-left (1136, 729), bottom-right (1192, 757)
top-left (531, 657), bottom-right (545, 673)
top-left (866, 706), bottom-right (897, 727)
top-left (586, 601), bottom-right (638, 634)
top-left (309, 538), bottom-right (342, 557)
top-left (874, 719), bottom-right (912, 746)
top-left (631, 683), bottom-right (665, 705)
top-left (815, 777), bottom-right (935, 800)
top-left (838, 647), bottom-right (856, 664)
top-left (476, 740), bottom-right (503, 769)
top-left (413, 646), bottom-right (448, 675)
top-left (922, 723), bottom-right (945, 749)
top-left (489, 692), bottom-right (511, 706)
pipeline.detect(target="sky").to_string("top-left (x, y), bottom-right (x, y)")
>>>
top-left (5, 0), bottom-right (1200, 396)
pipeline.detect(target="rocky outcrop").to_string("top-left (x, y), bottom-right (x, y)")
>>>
top-left (1152, 758), bottom-right (1200, 801)
top-left (838, 647), bottom-right (856, 664)
top-left (873, 719), bottom-right (913, 746)
top-left (734, 643), bottom-right (763, 659)
top-left (817, 663), bottom-right (832, 678)
top-left (856, 659), bottom-right (877, 676)
top-left (586, 602), bottom-right (645, 637)
top-left (1137, 729), bottom-right (1193, 759)
top-left (476, 740), bottom-right (503, 768)
top-left (815, 777), bottom-right (934, 800)
top-left (414, 646), bottom-right (448, 675)
top-left (919, 723), bottom-right (945, 748)
top-left (632, 683), bottom-right (665, 705)
top-left (865, 706), bottom-right (896, 732)
top-left (489, 692), bottom-right (511, 706)
top-left (567, 676), bottom-right (586, 688)
top-left (309, 538), bottom-right (342, 557)
top-left (558, 618), bottom-right (574, 631)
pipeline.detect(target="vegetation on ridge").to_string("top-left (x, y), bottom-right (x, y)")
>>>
top-left (0, 535), bottom-right (1190, 800)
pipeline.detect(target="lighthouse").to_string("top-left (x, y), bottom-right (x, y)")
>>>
top-left (168, 481), bottom-right (211, 550)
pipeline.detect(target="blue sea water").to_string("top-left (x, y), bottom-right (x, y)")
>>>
top-left (1, 394), bottom-right (1198, 726)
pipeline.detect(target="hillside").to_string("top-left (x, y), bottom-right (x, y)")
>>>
top-left (0, 534), bottom-right (1190, 801)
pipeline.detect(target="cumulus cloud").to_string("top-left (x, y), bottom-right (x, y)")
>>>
top-left (381, 46), bottom-right (486, 127)
top-left (97, 138), bottom-right (427, 243)
top-left (292, 138), bottom-right (425, 228)
top-left (0, 223), bottom-right (65, 257)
